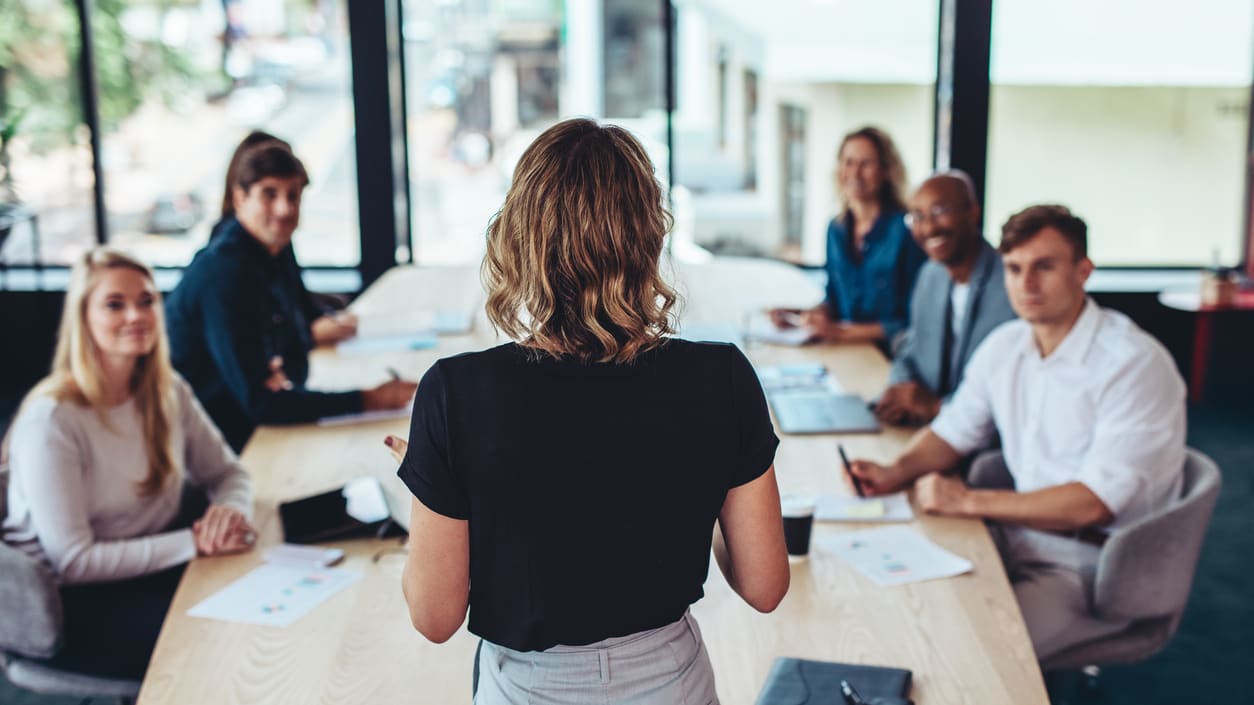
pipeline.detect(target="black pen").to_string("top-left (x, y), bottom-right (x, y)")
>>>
top-left (840, 679), bottom-right (868, 705)
top-left (386, 366), bottom-right (402, 381)
top-left (838, 444), bottom-right (865, 498)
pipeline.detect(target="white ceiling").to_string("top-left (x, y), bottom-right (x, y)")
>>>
top-left (675, 0), bottom-right (1254, 86)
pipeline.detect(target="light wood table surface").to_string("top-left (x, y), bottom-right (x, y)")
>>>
top-left (137, 259), bottom-right (1047, 705)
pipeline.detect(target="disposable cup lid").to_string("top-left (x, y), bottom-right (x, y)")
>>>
top-left (780, 495), bottom-right (816, 517)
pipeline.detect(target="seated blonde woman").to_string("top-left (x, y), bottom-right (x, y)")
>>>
top-left (385, 118), bottom-right (789, 704)
top-left (1, 247), bottom-right (255, 680)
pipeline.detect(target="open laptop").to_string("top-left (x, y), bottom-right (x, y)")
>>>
top-left (768, 388), bottom-right (881, 435)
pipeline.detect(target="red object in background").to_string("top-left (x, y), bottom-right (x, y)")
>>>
top-left (1161, 288), bottom-right (1254, 403)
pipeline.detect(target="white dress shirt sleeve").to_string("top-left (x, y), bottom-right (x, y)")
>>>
top-left (1073, 348), bottom-right (1187, 520)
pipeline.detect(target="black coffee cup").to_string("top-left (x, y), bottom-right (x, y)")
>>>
top-left (781, 496), bottom-right (816, 557)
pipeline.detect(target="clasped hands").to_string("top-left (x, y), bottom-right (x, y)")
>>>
top-left (873, 381), bottom-right (941, 427)
top-left (844, 459), bottom-right (972, 517)
top-left (192, 504), bottom-right (256, 557)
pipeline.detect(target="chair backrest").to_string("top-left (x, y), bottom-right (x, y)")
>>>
top-left (0, 458), bottom-right (8, 522)
top-left (1092, 449), bottom-right (1222, 621)
top-left (967, 450), bottom-right (1015, 491)
top-left (0, 461), bottom-right (64, 659)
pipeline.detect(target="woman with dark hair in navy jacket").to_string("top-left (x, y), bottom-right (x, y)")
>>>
top-left (165, 139), bottom-right (416, 451)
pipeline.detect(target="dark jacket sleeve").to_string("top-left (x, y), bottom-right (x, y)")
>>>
top-left (882, 223), bottom-right (927, 340)
top-left (888, 264), bottom-right (930, 385)
top-left (195, 259), bottom-right (363, 425)
top-left (287, 248), bottom-right (328, 328)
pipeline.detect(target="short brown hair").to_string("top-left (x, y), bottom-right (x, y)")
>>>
top-left (999, 204), bottom-right (1087, 260)
top-left (482, 118), bottom-right (678, 364)
top-left (232, 141), bottom-right (309, 198)
top-left (221, 131), bottom-right (292, 218)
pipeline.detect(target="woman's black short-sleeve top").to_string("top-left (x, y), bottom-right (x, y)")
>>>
top-left (397, 339), bottom-right (778, 652)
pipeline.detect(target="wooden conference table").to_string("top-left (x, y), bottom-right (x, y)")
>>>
top-left (137, 258), bottom-right (1047, 705)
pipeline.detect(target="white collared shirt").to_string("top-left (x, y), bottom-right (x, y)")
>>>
top-left (931, 298), bottom-right (1186, 529)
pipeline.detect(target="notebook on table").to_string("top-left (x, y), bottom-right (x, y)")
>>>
top-left (755, 657), bottom-right (913, 705)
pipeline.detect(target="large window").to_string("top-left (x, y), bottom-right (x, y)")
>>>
top-left (5, 0), bottom-right (1254, 275)
top-left (402, 0), bottom-right (666, 265)
top-left (0, 2), bottom-right (95, 267)
top-left (986, 0), bottom-right (1254, 266)
top-left (2, 1), bottom-right (360, 270)
top-left (94, 0), bottom-right (360, 267)
top-left (670, 0), bottom-right (938, 264)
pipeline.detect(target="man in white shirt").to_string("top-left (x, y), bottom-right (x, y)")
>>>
top-left (849, 204), bottom-right (1187, 661)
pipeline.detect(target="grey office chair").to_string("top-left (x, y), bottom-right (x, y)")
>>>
top-left (0, 462), bottom-right (141, 704)
top-left (968, 448), bottom-right (1222, 671)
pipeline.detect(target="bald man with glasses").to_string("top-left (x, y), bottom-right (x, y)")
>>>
top-left (874, 172), bottom-right (1016, 426)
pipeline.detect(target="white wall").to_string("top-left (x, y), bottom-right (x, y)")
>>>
top-left (746, 82), bottom-right (934, 263)
top-left (985, 85), bottom-right (1249, 266)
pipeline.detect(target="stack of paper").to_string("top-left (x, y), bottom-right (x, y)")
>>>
top-left (335, 310), bottom-right (473, 356)
top-left (317, 406), bottom-right (412, 427)
top-left (675, 322), bottom-right (744, 348)
top-left (818, 525), bottom-right (972, 586)
top-left (744, 312), bottom-right (812, 346)
top-left (355, 311), bottom-right (473, 338)
top-left (336, 334), bottom-right (438, 356)
top-left (756, 363), bottom-right (839, 393)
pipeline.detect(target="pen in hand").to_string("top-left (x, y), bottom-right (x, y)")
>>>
top-left (386, 366), bottom-right (402, 381)
top-left (838, 444), bottom-right (865, 498)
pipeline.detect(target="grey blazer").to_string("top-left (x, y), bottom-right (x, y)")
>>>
top-left (889, 240), bottom-right (1016, 397)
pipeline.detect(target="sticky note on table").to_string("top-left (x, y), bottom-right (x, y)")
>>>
top-left (815, 493), bottom-right (913, 522)
top-left (844, 499), bottom-right (885, 518)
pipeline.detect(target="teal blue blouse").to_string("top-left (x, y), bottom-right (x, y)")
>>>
top-left (823, 210), bottom-right (926, 340)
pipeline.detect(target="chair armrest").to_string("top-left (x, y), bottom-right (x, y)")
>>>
top-left (0, 542), bottom-right (62, 659)
top-left (966, 451), bottom-right (1015, 491)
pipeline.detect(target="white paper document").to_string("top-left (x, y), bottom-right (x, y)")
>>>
top-left (317, 406), bottom-right (411, 427)
top-left (355, 311), bottom-right (473, 338)
top-left (187, 563), bottom-right (362, 627)
top-left (336, 333), bottom-right (439, 356)
top-left (815, 493), bottom-right (914, 522)
top-left (818, 525), bottom-right (972, 587)
top-left (675, 322), bottom-right (744, 347)
top-left (744, 312), bottom-right (812, 346)
top-left (756, 364), bottom-right (841, 393)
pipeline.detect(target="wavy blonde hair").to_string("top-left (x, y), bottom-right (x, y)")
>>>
top-left (482, 119), bottom-right (678, 364)
top-left (835, 126), bottom-right (909, 216)
top-left (21, 247), bottom-right (176, 496)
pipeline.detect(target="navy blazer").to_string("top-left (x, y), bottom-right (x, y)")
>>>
top-left (888, 240), bottom-right (1017, 397)
top-left (166, 218), bottom-right (362, 452)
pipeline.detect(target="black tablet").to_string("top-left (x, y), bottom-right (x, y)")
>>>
top-left (278, 477), bottom-right (396, 544)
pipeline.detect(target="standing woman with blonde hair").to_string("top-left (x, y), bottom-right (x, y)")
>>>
top-left (385, 118), bottom-right (789, 704)
top-left (2, 247), bottom-right (254, 679)
top-left (771, 126), bottom-right (925, 346)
